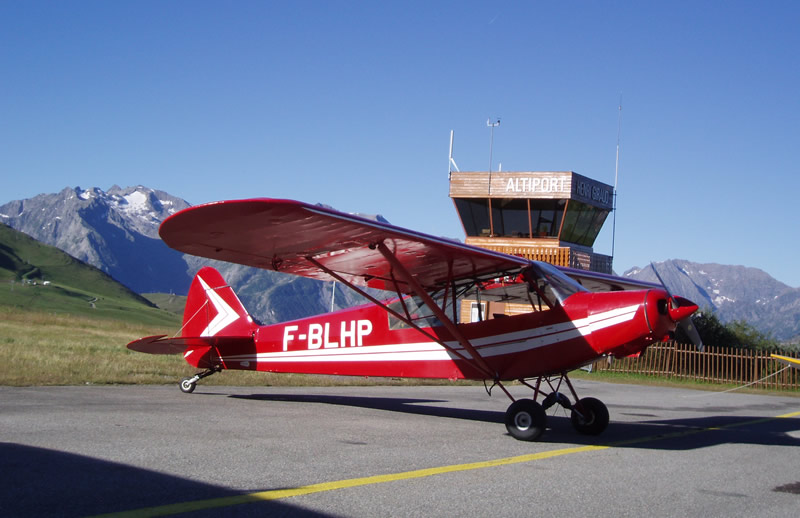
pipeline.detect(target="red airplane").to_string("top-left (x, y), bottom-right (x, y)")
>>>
top-left (128, 198), bottom-right (699, 441)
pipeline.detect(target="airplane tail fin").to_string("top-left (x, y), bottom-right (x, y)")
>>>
top-left (180, 266), bottom-right (256, 338)
top-left (127, 266), bottom-right (255, 357)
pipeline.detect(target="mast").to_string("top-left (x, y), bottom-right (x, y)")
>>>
top-left (611, 98), bottom-right (622, 262)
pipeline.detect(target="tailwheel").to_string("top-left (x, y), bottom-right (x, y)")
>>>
top-left (505, 399), bottom-right (547, 441)
top-left (180, 377), bottom-right (196, 394)
top-left (570, 397), bottom-right (609, 435)
top-left (178, 366), bottom-right (221, 394)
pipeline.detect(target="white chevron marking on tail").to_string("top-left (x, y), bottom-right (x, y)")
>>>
top-left (198, 276), bottom-right (239, 337)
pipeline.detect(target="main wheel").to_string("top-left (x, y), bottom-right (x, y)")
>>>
top-left (570, 397), bottom-right (609, 435)
top-left (179, 377), bottom-right (196, 394)
top-left (504, 399), bottom-right (547, 441)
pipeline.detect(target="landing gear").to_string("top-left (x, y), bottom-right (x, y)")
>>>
top-left (504, 399), bottom-right (547, 441)
top-left (180, 377), bottom-right (196, 393)
top-left (499, 371), bottom-right (610, 441)
top-left (178, 366), bottom-right (221, 394)
top-left (570, 397), bottom-right (609, 435)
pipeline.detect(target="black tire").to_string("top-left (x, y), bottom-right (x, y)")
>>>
top-left (570, 397), bottom-right (609, 435)
top-left (504, 399), bottom-right (547, 441)
top-left (179, 377), bottom-right (196, 394)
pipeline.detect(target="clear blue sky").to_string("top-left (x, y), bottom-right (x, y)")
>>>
top-left (2, 1), bottom-right (799, 286)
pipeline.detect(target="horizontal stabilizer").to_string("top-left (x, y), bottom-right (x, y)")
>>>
top-left (127, 334), bottom-right (256, 355)
top-left (127, 335), bottom-right (186, 355)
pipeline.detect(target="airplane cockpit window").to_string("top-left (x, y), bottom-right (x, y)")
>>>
top-left (387, 295), bottom-right (446, 330)
top-left (525, 262), bottom-right (588, 306)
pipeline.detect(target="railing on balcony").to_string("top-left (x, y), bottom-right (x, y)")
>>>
top-left (465, 239), bottom-right (613, 274)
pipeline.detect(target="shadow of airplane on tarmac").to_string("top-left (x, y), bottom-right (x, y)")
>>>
top-left (0, 442), bottom-right (337, 518)
top-left (230, 392), bottom-right (800, 450)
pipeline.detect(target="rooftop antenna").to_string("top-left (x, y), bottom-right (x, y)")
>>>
top-left (487, 118), bottom-right (500, 172)
top-left (448, 130), bottom-right (460, 177)
top-left (611, 96), bottom-right (622, 262)
top-left (487, 118), bottom-right (500, 196)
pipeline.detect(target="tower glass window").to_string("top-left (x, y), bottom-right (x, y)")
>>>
top-left (454, 198), bottom-right (491, 237)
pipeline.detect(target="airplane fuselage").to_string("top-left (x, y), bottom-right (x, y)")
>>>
top-left (184, 288), bottom-right (675, 381)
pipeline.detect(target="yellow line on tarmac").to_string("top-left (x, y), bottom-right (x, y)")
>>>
top-left (92, 444), bottom-right (608, 518)
top-left (92, 410), bottom-right (800, 518)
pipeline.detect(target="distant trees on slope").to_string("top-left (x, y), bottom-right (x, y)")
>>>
top-left (677, 308), bottom-right (784, 351)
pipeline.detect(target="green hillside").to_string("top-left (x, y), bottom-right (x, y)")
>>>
top-left (0, 223), bottom-right (180, 327)
top-left (142, 292), bottom-right (187, 315)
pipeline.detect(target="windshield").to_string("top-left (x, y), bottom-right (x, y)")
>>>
top-left (525, 262), bottom-right (588, 306)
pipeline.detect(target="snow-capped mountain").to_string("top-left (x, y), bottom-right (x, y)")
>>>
top-left (624, 259), bottom-right (800, 342)
top-left (0, 186), bottom-right (190, 294)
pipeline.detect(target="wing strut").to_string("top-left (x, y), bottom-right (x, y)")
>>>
top-left (305, 254), bottom-right (496, 379)
top-left (375, 242), bottom-right (497, 379)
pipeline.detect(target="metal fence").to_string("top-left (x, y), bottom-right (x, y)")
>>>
top-left (591, 342), bottom-right (800, 390)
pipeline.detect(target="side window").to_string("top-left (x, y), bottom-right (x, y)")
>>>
top-left (387, 295), bottom-right (446, 329)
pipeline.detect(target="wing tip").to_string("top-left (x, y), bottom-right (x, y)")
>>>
top-left (771, 354), bottom-right (800, 369)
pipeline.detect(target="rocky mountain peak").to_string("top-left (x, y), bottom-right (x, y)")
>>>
top-left (0, 186), bottom-right (191, 293)
top-left (0, 186), bottom-right (369, 322)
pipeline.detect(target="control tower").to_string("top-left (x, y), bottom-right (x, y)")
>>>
top-left (450, 170), bottom-right (615, 321)
top-left (450, 171), bottom-right (614, 273)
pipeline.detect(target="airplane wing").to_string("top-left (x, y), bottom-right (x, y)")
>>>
top-left (561, 267), bottom-right (661, 292)
top-left (159, 199), bottom-right (529, 294)
top-left (771, 354), bottom-right (800, 369)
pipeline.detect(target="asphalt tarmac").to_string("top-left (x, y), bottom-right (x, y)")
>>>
top-left (2, 380), bottom-right (799, 517)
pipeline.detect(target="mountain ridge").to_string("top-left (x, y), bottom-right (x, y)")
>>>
top-left (0, 186), bottom-right (369, 324)
top-left (623, 259), bottom-right (800, 342)
top-left (3, 187), bottom-right (799, 341)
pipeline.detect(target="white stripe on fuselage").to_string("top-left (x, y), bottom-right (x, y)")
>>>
top-left (217, 304), bottom-right (640, 364)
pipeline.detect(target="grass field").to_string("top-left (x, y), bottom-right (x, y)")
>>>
top-left (0, 281), bottom-right (183, 327)
top-left (0, 306), bottom-right (183, 385)
top-left (0, 306), bottom-right (464, 388)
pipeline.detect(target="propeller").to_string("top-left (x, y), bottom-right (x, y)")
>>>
top-left (650, 263), bottom-right (704, 351)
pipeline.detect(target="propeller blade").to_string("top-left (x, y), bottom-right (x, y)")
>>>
top-left (679, 318), bottom-right (704, 352)
top-left (650, 263), bottom-right (672, 301)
